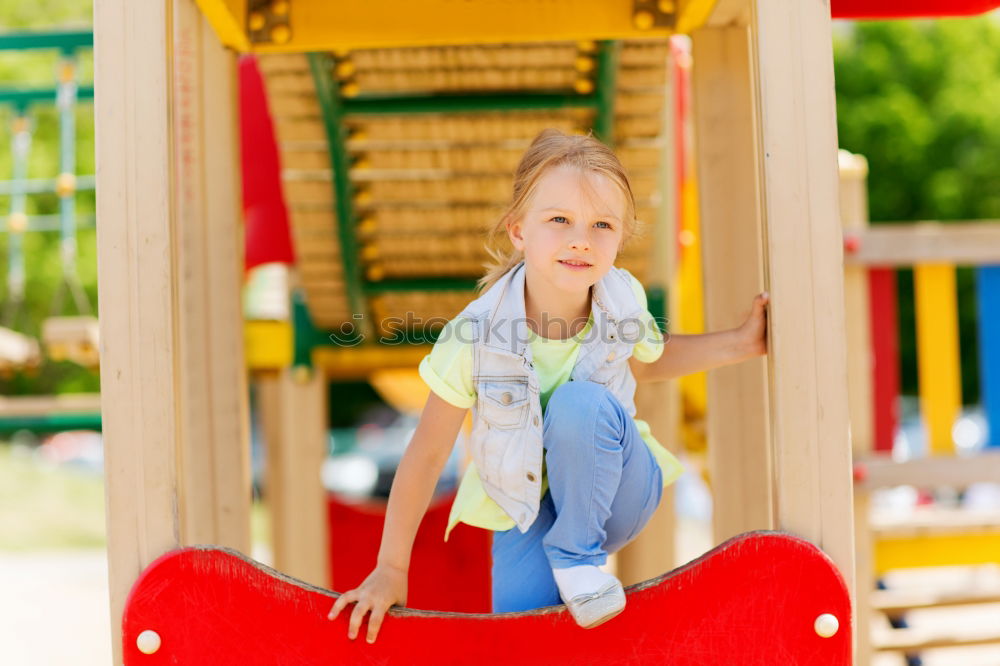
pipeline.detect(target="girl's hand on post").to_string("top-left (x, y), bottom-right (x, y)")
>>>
top-left (737, 292), bottom-right (769, 359)
top-left (327, 563), bottom-right (408, 644)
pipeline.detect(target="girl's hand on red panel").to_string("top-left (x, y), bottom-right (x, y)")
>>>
top-left (327, 563), bottom-right (408, 644)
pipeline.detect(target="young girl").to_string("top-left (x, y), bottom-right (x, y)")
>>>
top-left (327, 129), bottom-right (769, 643)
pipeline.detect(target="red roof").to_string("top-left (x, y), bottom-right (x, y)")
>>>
top-left (833, 0), bottom-right (1000, 19)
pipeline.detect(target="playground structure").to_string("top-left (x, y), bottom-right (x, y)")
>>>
top-left (0, 31), bottom-right (98, 374)
top-left (839, 153), bottom-right (1000, 660)
top-left (11, 0), bottom-right (986, 663)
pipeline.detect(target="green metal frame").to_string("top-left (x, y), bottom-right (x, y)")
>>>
top-left (0, 86), bottom-right (94, 112)
top-left (0, 175), bottom-right (96, 196)
top-left (308, 52), bottom-right (371, 343)
top-left (0, 30), bottom-right (92, 53)
top-left (0, 412), bottom-right (102, 434)
top-left (343, 92), bottom-right (599, 115)
top-left (594, 40), bottom-right (620, 145)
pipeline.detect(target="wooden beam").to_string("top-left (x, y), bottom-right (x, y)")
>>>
top-left (874, 626), bottom-right (1000, 653)
top-left (843, 221), bottom-right (1000, 266)
top-left (703, 0), bottom-right (751, 27)
top-left (0, 393), bottom-right (102, 416)
top-left (855, 452), bottom-right (1000, 490)
top-left (256, 368), bottom-right (331, 588)
top-left (617, 381), bottom-right (678, 585)
top-left (201, 1), bottom-right (708, 53)
top-left (94, 1), bottom-right (249, 662)
top-left (838, 150), bottom-right (875, 665)
top-left (691, 24), bottom-right (772, 544)
top-left (174, 0), bottom-right (252, 551)
top-left (749, 0), bottom-right (856, 607)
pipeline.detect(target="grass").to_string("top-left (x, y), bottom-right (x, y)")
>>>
top-left (0, 443), bottom-right (106, 550)
top-left (0, 442), bottom-right (271, 551)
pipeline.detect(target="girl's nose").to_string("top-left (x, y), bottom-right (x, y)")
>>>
top-left (568, 230), bottom-right (591, 251)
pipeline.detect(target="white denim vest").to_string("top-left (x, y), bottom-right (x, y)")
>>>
top-left (458, 260), bottom-right (648, 533)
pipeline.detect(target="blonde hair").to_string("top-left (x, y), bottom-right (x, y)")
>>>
top-left (476, 128), bottom-right (643, 293)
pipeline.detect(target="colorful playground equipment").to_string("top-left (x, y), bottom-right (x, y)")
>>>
top-left (0, 31), bottom-right (98, 372)
top-left (78, 0), bottom-right (1000, 663)
top-left (840, 151), bottom-right (1000, 661)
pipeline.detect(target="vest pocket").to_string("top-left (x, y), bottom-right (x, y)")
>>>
top-left (478, 379), bottom-right (529, 430)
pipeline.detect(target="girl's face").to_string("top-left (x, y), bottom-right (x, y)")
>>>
top-left (507, 164), bottom-right (626, 295)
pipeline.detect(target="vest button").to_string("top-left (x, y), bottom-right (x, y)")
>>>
top-left (501, 391), bottom-right (513, 405)
top-left (606, 351), bottom-right (616, 362)
top-left (533, 415), bottom-right (539, 427)
top-left (526, 472), bottom-right (536, 482)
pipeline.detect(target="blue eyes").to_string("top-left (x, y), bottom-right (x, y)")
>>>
top-left (549, 216), bottom-right (613, 230)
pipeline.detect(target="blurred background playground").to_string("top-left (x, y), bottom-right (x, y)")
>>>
top-left (2, 1), bottom-right (1000, 664)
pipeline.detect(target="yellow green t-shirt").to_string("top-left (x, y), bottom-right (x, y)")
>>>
top-left (418, 273), bottom-right (685, 540)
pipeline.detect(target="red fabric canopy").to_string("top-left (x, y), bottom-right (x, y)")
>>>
top-left (832, 0), bottom-right (1000, 19)
top-left (239, 55), bottom-right (296, 272)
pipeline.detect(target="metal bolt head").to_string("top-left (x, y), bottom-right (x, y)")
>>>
top-left (814, 613), bottom-right (839, 638)
top-left (136, 629), bottom-right (161, 654)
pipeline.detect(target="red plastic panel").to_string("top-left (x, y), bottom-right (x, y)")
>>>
top-left (123, 531), bottom-right (851, 665)
top-left (832, 0), bottom-right (1000, 18)
top-left (327, 491), bottom-right (492, 612)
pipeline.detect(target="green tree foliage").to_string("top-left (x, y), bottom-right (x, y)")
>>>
top-left (834, 17), bottom-right (1000, 404)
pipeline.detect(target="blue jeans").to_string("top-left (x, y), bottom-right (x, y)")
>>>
top-left (490, 380), bottom-right (664, 612)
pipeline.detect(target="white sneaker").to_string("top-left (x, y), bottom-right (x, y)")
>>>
top-left (561, 578), bottom-right (626, 629)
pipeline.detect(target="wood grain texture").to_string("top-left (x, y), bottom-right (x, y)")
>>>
top-left (691, 23), bottom-right (772, 544)
top-left (749, 0), bottom-right (855, 591)
top-left (95, 3), bottom-right (250, 662)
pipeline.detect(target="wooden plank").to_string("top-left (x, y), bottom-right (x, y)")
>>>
top-left (704, 0), bottom-right (751, 27)
top-left (874, 627), bottom-right (1000, 653)
top-left (875, 532), bottom-right (1000, 573)
top-left (256, 368), bottom-right (330, 588)
top-left (749, 0), bottom-right (856, 606)
top-left (871, 509), bottom-right (1000, 537)
top-left (185, 0), bottom-right (251, 550)
top-left (838, 149), bottom-right (875, 666)
top-left (242, 2), bottom-right (692, 53)
top-left (94, 2), bottom-right (250, 662)
top-left (872, 586), bottom-right (1000, 615)
top-left (0, 393), bottom-right (102, 416)
top-left (617, 381), bottom-right (678, 585)
top-left (120, 532), bottom-right (851, 664)
top-left (914, 264), bottom-right (962, 455)
top-left (843, 222), bottom-right (1000, 266)
top-left (691, 23), bottom-right (772, 544)
top-left (855, 452), bottom-right (1000, 489)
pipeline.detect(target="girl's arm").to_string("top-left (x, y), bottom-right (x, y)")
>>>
top-left (632, 292), bottom-right (769, 383)
top-left (327, 390), bottom-right (469, 643)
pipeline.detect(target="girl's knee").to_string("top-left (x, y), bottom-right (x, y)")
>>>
top-left (547, 380), bottom-right (612, 416)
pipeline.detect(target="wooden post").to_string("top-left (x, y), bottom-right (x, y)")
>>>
top-left (256, 368), bottom-right (331, 588)
top-left (617, 45), bottom-right (680, 584)
top-left (617, 381), bottom-right (679, 585)
top-left (749, 0), bottom-right (856, 613)
top-left (691, 23), bottom-right (773, 544)
top-left (840, 151), bottom-right (875, 665)
top-left (94, 0), bottom-right (249, 662)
